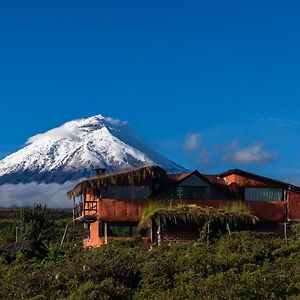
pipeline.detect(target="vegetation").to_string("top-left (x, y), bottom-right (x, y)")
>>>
top-left (222, 201), bottom-right (252, 215)
top-left (0, 208), bottom-right (19, 244)
top-left (0, 207), bottom-right (81, 245)
top-left (1, 207), bottom-right (300, 299)
top-left (139, 201), bottom-right (179, 228)
top-left (139, 202), bottom-right (257, 232)
top-left (1, 231), bottom-right (300, 299)
top-left (17, 204), bottom-right (55, 241)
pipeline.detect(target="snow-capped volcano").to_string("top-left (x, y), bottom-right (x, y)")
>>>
top-left (0, 115), bottom-right (186, 185)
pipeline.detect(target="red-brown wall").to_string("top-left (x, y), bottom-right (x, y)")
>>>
top-left (84, 197), bottom-right (287, 223)
top-left (223, 174), bottom-right (300, 221)
top-left (288, 190), bottom-right (300, 221)
top-left (224, 174), bottom-right (284, 188)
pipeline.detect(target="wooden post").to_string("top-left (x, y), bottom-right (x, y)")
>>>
top-left (157, 224), bottom-right (161, 245)
top-left (15, 226), bottom-right (19, 242)
top-left (226, 223), bottom-right (231, 234)
top-left (72, 196), bottom-right (75, 220)
top-left (72, 196), bottom-right (76, 241)
top-left (104, 222), bottom-right (108, 245)
top-left (207, 222), bottom-right (210, 243)
top-left (284, 223), bottom-right (287, 241)
top-left (131, 173), bottom-right (134, 201)
top-left (60, 225), bottom-right (69, 247)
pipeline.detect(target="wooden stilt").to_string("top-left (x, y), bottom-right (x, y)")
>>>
top-left (72, 196), bottom-right (76, 241)
top-left (157, 224), bottom-right (161, 245)
top-left (15, 226), bottom-right (19, 242)
top-left (207, 222), bottom-right (210, 243)
top-left (104, 222), bottom-right (108, 245)
top-left (284, 223), bottom-right (287, 241)
top-left (226, 223), bottom-right (231, 234)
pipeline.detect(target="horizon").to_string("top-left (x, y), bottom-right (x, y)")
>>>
top-left (1, 1), bottom-right (300, 186)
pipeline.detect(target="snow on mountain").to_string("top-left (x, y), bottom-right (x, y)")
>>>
top-left (0, 115), bottom-right (186, 185)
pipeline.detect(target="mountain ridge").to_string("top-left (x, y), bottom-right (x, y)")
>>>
top-left (0, 115), bottom-right (186, 184)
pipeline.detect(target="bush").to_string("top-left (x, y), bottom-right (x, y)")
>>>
top-left (17, 204), bottom-right (55, 241)
top-left (1, 231), bottom-right (300, 299)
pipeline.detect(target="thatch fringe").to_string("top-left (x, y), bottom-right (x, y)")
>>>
top-left (139, 202), bottom-right (258, 229)
top-left (67, 166), bottom-right (166, 199)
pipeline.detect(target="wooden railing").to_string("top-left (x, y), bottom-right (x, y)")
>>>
top-left (85, 200), bottom-right (98, 216)
top-left (73, 202), bottom-right (84, 220)
top-left (73, 200), bottom-right (98, 221)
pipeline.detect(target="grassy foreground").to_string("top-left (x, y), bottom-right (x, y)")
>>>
top-left (1, 209), bottom-right (300, 299)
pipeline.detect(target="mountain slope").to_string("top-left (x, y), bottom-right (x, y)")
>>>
top-left (0, 115), bottom-right (186, 184)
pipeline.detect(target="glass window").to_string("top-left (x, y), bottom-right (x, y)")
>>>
top-left (108, 225), bottom-right (131, 237)
top-left (245, 188), bottom-right (283, 201)
top-left (177, 186), bottom-right (211, 199)
top-left (101, 186), bottom-right (150, 200)
top-left (100, 221), bottom-right (147, 237)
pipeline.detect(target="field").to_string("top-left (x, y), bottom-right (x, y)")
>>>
top-left (1, 208), bottom-right (300, 299)
top-left (0, 207), bottom-right (77, 245)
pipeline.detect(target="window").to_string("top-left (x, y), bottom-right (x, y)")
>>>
top-left (100, 221), bottom-right (147, 237)
top-left (101, 186), bottom-right (150, 200)
top-left (244, 188), bottom-right (283, 201)
top-left (177, 187), bottom-right (184, 198)
top-left (176, 186), bottom-right (211, 199)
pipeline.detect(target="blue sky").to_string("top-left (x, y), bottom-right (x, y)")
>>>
top-left (1, 0), bottom-right (300, 182)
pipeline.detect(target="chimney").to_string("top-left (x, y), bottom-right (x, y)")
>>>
top-left (95, 168), bottom-right (101, 177)
top-left (94, 167), bottom-right (106, 177)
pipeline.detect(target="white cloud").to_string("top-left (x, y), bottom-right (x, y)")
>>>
top-left (223, 142), bottom-right (276, 164)
top-left (183, 132), bottom-right (201, 152)
top-left (0, 181), bottom-right (77, 208)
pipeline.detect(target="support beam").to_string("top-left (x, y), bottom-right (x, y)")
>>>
top-left (284, 223), bottom-right (287, 241)
top-left (226, 223), bottom-right (231, 234)
top-left (157, 224), bottom-right (161, 245)
top-left (104, 222), bottom-right (108, 245)
top-left (15, 226), bottom-right (19, 242)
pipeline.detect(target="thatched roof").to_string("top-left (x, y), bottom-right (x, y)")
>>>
top-left (140, 204), bottom-right (258, 229)
top-left (67, 165), bottom-right (166, 199)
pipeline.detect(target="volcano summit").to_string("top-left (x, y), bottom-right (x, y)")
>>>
top-left (0, 115), bottom-right (185, 185)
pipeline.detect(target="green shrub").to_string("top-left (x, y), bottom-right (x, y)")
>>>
top-left (17, 204), bottom-right (55, 241)
top-left (1, 229), bottom-right (300, 299)
top-left (68, 279), bottom-right (128, 300)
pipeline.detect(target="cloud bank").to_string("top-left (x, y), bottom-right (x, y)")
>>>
top-left (0, 181), bottom-right (78, 208)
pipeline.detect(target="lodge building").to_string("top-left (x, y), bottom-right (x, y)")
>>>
top-left (67, 166), bottom-right (300, 247)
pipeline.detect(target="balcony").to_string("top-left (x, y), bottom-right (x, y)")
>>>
top-left (73, 200), bottom-right (98, 222)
